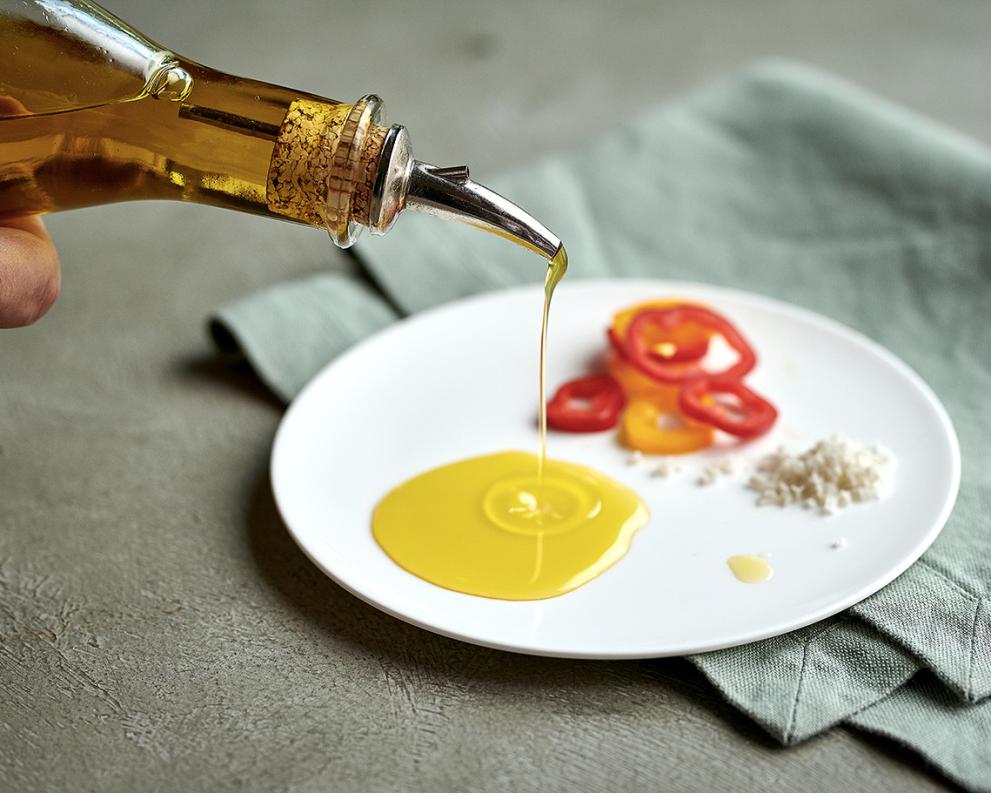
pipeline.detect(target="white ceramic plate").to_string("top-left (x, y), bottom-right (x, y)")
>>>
top-left (271, 280), bottom-right (959, 658)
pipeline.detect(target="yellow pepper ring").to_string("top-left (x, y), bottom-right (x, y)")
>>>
top-left (607, 352), bottom-right (681, 403)
top-left (620, 398), bottom-right (715, 455)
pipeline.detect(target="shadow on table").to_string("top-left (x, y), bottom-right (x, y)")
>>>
top-left (244, 472), bottom-right (957, 789)
top-left (175, 354), bottom-right (284, 410)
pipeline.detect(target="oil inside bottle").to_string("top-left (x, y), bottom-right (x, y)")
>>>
top-left (0, 16), bottom-right (346, 223)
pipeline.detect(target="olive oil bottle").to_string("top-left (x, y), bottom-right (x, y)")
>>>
top-left (0, 0), bottom-right (563, 257)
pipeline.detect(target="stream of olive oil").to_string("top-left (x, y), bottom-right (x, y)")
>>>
top-left (537, 246), bottom-right (569, 480)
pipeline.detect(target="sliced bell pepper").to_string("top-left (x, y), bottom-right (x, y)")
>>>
top-left (620, 398), bottom-right (715, 455)
top-left (547, 374), bottom-right (626, 433)
top-left (679, 376), bottom-right (778, 439)
top-left (609, 300), bottom-right (711, 363)
top-left (606, 350), bottom-right (681, 405)
top-left (624, 306), bottom-right (756, 384)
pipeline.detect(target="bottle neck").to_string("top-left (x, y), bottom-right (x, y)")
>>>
top-left (264, 91), bottom-right (388, 246)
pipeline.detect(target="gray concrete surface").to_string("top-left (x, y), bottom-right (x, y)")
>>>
top-left (4, 0), bottom-right (990, 790)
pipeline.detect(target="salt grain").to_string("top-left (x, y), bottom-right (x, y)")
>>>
top-left (651, 459), bottom-right (681, 479)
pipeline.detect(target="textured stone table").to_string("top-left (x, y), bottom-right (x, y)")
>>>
top-left (4, 1), bottom-right (989, 789)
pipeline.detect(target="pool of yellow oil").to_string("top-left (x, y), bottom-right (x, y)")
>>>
top-left (373, 451), bottom-right (649, 600)
top-left (372, 247), bottom-right (650, 600)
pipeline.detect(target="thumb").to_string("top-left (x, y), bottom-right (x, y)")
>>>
top-left (0, 215), bottom-right (61, 328)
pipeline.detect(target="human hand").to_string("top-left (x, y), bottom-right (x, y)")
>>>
top-left (0, 215), bottom-right (61, 328)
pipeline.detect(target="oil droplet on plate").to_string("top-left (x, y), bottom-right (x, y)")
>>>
top-left (373, 451), bottom-right (648, 600)
top-left (727, 554), bottom-right (774, 584)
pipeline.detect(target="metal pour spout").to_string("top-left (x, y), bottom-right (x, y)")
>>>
top-left (403, 162), bottom-right (562, 259)
top-left (365, 125), bottom-right (562, 260)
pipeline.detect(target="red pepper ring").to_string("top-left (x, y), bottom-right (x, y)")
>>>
top-left (546, 374), bottom-right (626, 433)
top-left (624, 306), bottom-right (757, 384)
top-left (679, 376), bottom-right (778, 439)
top-left (607, 325), bottom-right (710, 364)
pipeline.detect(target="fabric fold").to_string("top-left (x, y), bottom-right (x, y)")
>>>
top-left (853, 560), bottom-right (991, 702)
top-left (851, 675), bottom-right (991, 792)
top-left (209, 272), bottom-right (399, 403)
top-left (690, 617), bottom-right (920, 744)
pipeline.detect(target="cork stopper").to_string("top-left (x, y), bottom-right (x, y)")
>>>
top-left (266, 99), bottom-right (348, 227)
top-left (266, 96), bottom-right (387, 240)
top-left (352, 123), bottom-right (387, 226)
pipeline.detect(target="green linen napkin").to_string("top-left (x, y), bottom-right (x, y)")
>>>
top-left (210, 61), bottom-right (991, 790)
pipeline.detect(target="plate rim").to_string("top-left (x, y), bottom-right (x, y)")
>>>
top-left (271, 277), bottom-right (961, 659)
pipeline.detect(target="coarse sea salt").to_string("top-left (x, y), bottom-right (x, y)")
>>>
top-left (747, 434), bottom-right (892, 515)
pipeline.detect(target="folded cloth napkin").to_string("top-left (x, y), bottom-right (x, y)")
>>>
top-left (211, 61), bottom-right (991, 790)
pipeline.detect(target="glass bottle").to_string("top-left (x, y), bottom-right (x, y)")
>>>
top-left (0, 0), bottom-right (561, 257)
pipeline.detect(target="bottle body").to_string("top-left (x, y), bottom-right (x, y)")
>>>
top-left (0, 1), bottom-right (386, 243)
